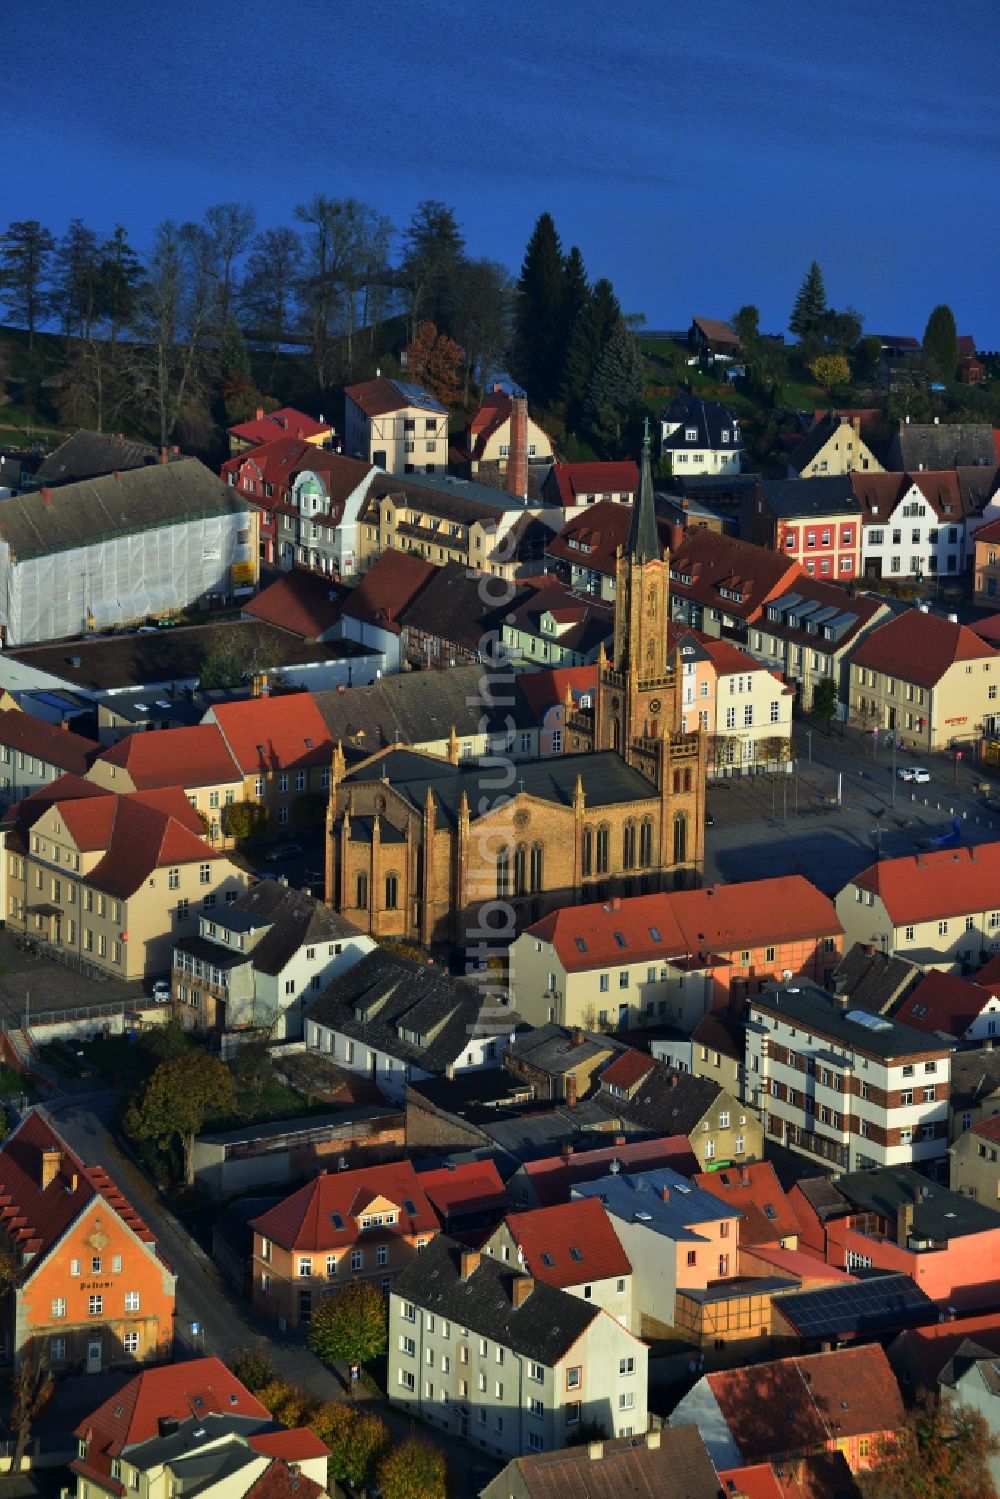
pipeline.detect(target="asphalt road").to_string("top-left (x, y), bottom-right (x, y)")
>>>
top-left (41, 1092), bottom-right (499, 1497)
top-left (703, 717), bottom-right (1000, 895)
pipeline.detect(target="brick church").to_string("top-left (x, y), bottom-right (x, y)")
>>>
top-left (323, 435), bottom-right (707, 948)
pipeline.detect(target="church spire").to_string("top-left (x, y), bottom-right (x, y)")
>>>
top-left (626, 418), bottom-right (659, 565)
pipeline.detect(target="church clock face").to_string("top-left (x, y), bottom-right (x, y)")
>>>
top-left (649, 698), bottom-right (661, 715)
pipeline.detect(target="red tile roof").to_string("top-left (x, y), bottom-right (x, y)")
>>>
top-left (5, 778), bottom-right (223, 897)
top-left (850, 608), bottom-right (996, 688)
top-left (0, 1112), bottom-right (162, 1270)
top-left (547, 501), bottom-right (636, 577)
top-left (850, 842), bottom-right (1000, 924)
top-left (891, 1311), bottom-right (1000, 1385)
top-left (228, 408), bottom-right (331, 445)
top-left (346, 377), bottom-right (443, 419)
top-left (976, 516), bottom-right (1000, 548)
top-left (242, 570), bottom-right (350, 639)
top-left (692, 1161), bottom-right (800, 1247)
top-left (209, 692), bottom-right (332, 773)
top-left (0, 709), bottom-right (98, 774)
top-left (546, 461), bottom-right (639, 508)
top-left (244, 1465), bottom-right (326, 1499)
top-left (743, 1245), bottom-right (854, 1283)
top-left (527, 877), bottom-right (841, 972)
top-left (692, 316), bottom-right (741, 347)
top-left (976, 951), bottom-right (1000, 988)
top-left (706, 1345), bottom-right (902, 1461)
top-left (515, 666), bottom-right (597, 723)
top-left (718, 1467), bottom-right (784, 1499)
top-left (894, 969), bottom-right (995, 1038)
top-left (702, 636), bottom-right (777, 678)
top-left (500, 1198), bottom-right (631, 1287)
top-left (417, 1160), bottom-right (509, 1220)
top-left (668, 527), bottom-right (801, 622)
top-left (518, 1136), bottom-right (699, 1206)
top-left (340, 549), bottom-right (438, 634)
top-left (600, 1048), bottom-right (657, 1094)
top-left (250, 1160), bottom-right (437, 1251)
top-left (95, 725), bottom-right (242, 791)
top-left (248, 1429), bottom-right (330, 1460)
top-left (73, 1355), bottom-right (267, 1450)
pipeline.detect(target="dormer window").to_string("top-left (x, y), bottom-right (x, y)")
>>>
top-left (721, 430), bottom-right (730, 443)
top-left (685, 427), bottom-right (698, 441)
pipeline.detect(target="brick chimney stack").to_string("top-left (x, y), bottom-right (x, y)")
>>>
top-left (41, 1146), bottom-right (62, 1189)
top-left (511, 1275), bottom-right (535, 1307)
top-left (507, 396), bottom-right (529, 500)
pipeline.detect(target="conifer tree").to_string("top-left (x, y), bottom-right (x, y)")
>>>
top-left (561, 277), bottom-right (621, 432)
top-left (585, 315), bottom-right (645, 453)
top-left (512, 212), bottom-right (565, 404)
top-left (789, 260), bottom-right (828, 339)
top-left (922, 304), bottom-right (959, 383)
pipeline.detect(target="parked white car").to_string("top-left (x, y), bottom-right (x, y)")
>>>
top-left (897, 767), bottom-right (930, 784)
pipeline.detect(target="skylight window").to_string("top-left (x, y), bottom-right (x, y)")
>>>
top-left (569, 1246), bottom-right (583, 1262)
top-left (575, 937), bottom-right (588, 953)
top-left (613, 932), bottom-right (627, 949)
top-left (541, 1252), bottom-right (555, 1267)
top-left (331, 1212), bottom-right (345, 1230)
top-left (764, 1204), bottom-right (777, 1220)
top-left (403, 1198), bottom-right (417, 1215)
top-left (649, 927), bottom-right (661, 943)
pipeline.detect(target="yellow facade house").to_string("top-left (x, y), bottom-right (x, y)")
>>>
top-left (3, 778), bottom-right (247, 980)
top-left (344, 376), bottom-right (448, 475)
top-left (850, 607), bottom-right (999, 751)
top-left (86, 723), bottom-right (244, 845)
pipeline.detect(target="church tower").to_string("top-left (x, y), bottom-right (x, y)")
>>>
top-left (594, 423), bottom-right (681, 766)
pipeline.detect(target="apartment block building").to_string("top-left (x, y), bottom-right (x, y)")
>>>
top-left (388, 1236), bottom-right (648, 1459)
top-left (0, 709), bottom-right (98, 806)
top-left (203, 692), bottom-right (333, 835)
top-left (248, 1160), bottom-right (439, 1330)
top-left (746, 983), bottom-right (952, 1174)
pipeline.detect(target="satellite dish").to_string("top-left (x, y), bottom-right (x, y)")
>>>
top-left (609, 1158), bottom-right (621, 1174)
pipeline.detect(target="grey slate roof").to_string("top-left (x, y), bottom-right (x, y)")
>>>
top-left (315, 664), bottom-right (528, 756)
top-left (756, 475), bottom-right (860, 518)
top-left (33, 429), bottom-right (172, 488)
top-left (830, 1165), bottom-right (1000, 1241)
top-left (218, 883), bottom-right (363, 976)
top-left (307, 948), bottom-right (516, 1075)
top-left (392, 1232), bottom-right (600, 1363)
top-left (627, 438), bottom-right (660, 564)
top-left (396, 561), bottom-right (508, 653)
top-left (950, 1050), bottom-right (1000, 1110)
top-left (751, 983), bottom-right (947, 1060)
top-left (344, 748), bottom-right (657, 830)
top-left (661, 393), bottom-right (741, 454)
top-left (506, 1023), bottom-right (619, 1076)
top-left (888, 422), bottom-right (997, 472)
top-left (830, 943), bottom-right (922, 1014)
top-left (0, 457), bottom-right (250, 560)
top-left (690, 1010), bottom-right (745, 1061)
top-left (597, 1060), bottom-right (724, 1135)
top-left (574, 1165), bottom-right (741, 1239)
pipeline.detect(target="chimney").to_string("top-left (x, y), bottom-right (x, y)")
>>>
top-left (460, 1250), bottom-right (480, 1280)
top-left (669, 1074), bottom-right (678, 1088)
top-left (171, 445), bottom-right (180, 455)
top-left (660, 1186), bottom-right (670, 1202)
top-left (506, 395), bottom-right (529, 501)
top-left (511, 1275), bottom-right (535, 1307)
top-left (614, 1136), bottom-right (625, 1147)
top-left (669, 522), bottom-right (684, 554)
top-left (256, 407), bottom-right (264, 422)
top-left (113, 470), bottom-right (121, 481)
top-left (561, 1142), bottom-right (574, 1160)
top-left (60, 719), bottom-right (69, 732)
top-left (896, 1200), bottom-right (915, 1246)
top-left (159, 446), bottom-right (169, 464)
top-left (852, 416), bottom-right (861, 436)
top-left (588, 1442), bottom-right (604, 1462)
top-left (645, 1431), bottom-right (661, 1451)
top-left (68, 1172), bottom-right (79, 1193)
top-left (570, 1028), bottom-right (585, 1048)
top-left (40, 486), bottom-right (53, 504)
top-left (610, 897), bottom-right (621, 911)
top-left (40, 1146), bottom-right (62, 1189)
top-left (565, 1075), bottom-right (578, 1109)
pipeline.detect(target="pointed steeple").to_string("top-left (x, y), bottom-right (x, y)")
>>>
top-left (627, 418), bottom-right (659, 565)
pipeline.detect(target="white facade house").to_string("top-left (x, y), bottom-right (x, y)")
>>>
top-left (745, 983), bottom-right (951, 1175)
top-left (388, 1238), bottom-right (648, 1459)
top-left (480, 1200), bottom-right (634, 1330)
top-left (660, 395), bottom-right (744, 477)
top-left (860, 478), bottom-right (966, 580)
top-left (304, 949), bottom-right (517, 1103)
top-left (280, 464), bottom-right (377, 578)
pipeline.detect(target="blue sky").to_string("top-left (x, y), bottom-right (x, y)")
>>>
top-left (8, 0), bottom-right (1000, 341)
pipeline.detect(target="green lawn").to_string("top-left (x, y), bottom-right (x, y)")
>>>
top-left (0, 1066), bottom-right (27, 1094)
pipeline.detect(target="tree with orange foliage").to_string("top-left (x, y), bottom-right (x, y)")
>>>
top-left (403, 320), bottom-right (464, 407)
top-left (859, 1389), bottom-right (999, 1499)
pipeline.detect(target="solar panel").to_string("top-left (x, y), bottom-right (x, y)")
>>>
top-left (846, 1009), bottom-right (893, 1032)
top-left (774, 1273), bottom-right (932, 1337)
top-left (391, 379), bottom-right (445, 412)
